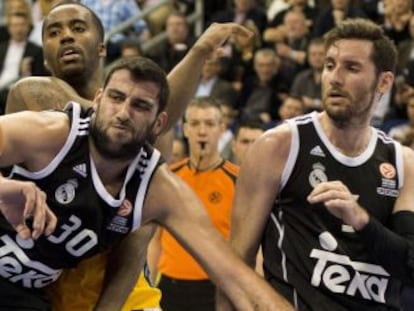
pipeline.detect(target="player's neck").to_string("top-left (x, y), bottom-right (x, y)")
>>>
top-left (89, 140), bottom-right (131, 188)
top-left (320, 112), bottom-right (372, 157)
top-left (69, 67), bottom-right (104, 100)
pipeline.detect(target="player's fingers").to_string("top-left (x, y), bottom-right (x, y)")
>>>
top-left (22, 182), bottom-right (37, 220)
top-left (14, 223), bottom-right (31, 240)
top-left (44, 207), bottom-right (57, 236)
top-left (31, 190), bottom-right (47, 240)
top-left (308, 189), bottom-right (346, 204)
top-left (228, 23), bottom-right (254, 38)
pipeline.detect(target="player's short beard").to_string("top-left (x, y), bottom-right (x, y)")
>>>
top-left (324, 84), bottom-right (377, 129)
top-left (90, 119), bottom-right (150, 161)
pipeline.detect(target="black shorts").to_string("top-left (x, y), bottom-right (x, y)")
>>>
top-left (158, 275), bottom-right (215, 311)
top-left (0, 277), bottom-right (50, 311)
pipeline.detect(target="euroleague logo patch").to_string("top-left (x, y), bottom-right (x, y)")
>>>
top-left (118, 199), bottom-right (133, 217)
top-left (379, 162), bottom-right (396, 179)
top-left (208, 191), bottom-right (222, 204)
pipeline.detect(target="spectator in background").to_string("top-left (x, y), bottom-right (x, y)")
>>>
top-left (120, 39), bottom-right (143, 58)
top-left (195, 58), bottom-right (238, 108)
top-left (218, 18), bottom-right (262, 90)
top-left (396, 14), bottom-right (414, 75)
top-left (81, 0), bottom-right (150, 64)
top-left (312, 0), bottom-right (367, 37)
top-left (149, 12), bottom-right (194, 73)
top-left (237, 48), bottom-right (289, 125)
top-left (277, 95), bottom-right (306, 121)
top-left (0, 11), bottom-right (48, 114)
top-left (227, 119), bottom-right (265, 164)
top-left (290, 37), bottom-right (325, 112)
top-left (388, 95), bottom-right (414, 142)
top-left (0, 0), bottom-right (32, 42)
top-left (149, 97), bottom-right (239, 311)
top-left (267, 0), bottom-right (290, 21)
top-left (272, 10), bottom-right (310, 87)
top-left (267, 0), bottom-right (318, 33)
top-left (218, 100), bottom-right (238, 157)
top-left (210, 0), bottom-right (268, 35)
top-left (382, 0), bottom-right (413, 46)
top-left (361, 0), bottom-right (386, 23)
top-left (30, 0), bottom-right (60, 46)
top-left (171, 136), bottom-right (188, 163)
top-left (139, 0), bottom-right (176, 35)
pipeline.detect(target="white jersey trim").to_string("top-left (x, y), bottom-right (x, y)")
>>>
top-left (311, 112), bottom-right (378, 167)
top-left (394, 141), bottom-right (404, 189)
top-left (280, 119), bottom-right (300, 191)
top-left (10, 102), bottom-right (88, 179)
top-left (132, 148), bottom-right (161, 231)
top-left (90, 149), bottom-right (143, 207)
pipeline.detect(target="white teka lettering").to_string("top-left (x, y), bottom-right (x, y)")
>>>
top-left (0, 235), bottom-right (61, 288)
top-left (310, 249), bottom-right (389, 303)
top-left (0, 214), bottom-right (98, 288)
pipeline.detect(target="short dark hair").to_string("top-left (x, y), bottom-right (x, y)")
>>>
top-left (42, 0), bottom-right (105, 43)
top-left (308, 37), bottom-right (325, 48)
top-left (324, 18), bottom-right (397, 74)
top-left (104, 56), bottom-right (169, 113)
top-left (121, 39), bottom-right (143, 55)
top-left (234, 120), bottom-right (265, 138)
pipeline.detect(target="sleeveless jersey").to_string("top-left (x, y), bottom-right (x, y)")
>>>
top-left (262, 112), bottom-right (404, 311)
top-left (158, 158), bottom-right (239, 280)
top-left (0, 102), bottom-right (161, 290)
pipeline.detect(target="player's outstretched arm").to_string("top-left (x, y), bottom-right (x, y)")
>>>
top-left (142, 163), bottom-right (294, 310)
top-left (216, 125), bottom-right (294, 310)
top-left (164, 22), bottom-right (253, 131)
top-left (5, 77), bottom-right (92, 114)
top-left (0, 111), bottom-right (68, 239)
top-left (155, 23), bottom-right (253, 160)
top-left (94, 223), bottom-right (157, 311)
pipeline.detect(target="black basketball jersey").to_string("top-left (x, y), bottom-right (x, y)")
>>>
top-left (0, 102), bottom-right (161, 290)
top-left (262, 112), bottom-right (404, 311)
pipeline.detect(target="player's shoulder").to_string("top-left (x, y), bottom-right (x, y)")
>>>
top-left (257, 122), bottom-right (293, 149)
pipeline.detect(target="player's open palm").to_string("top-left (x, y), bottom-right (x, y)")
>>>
top-left (0, 178), bottom-right (57, 239)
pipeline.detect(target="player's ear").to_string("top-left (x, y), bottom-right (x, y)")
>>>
top-left (98, 43), bottom-right (107, 58)
top-left (376, 71), bottom-right (394, 94)
top-left (44, 59), bottom-right (51, 73)
top-left (152, 111), bottom-right (168, 136)
top-left (92, 88), bottom-right (104, 110)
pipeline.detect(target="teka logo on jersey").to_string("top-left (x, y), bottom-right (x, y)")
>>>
top-left (0, 234), bottom-right (61, 288)
top-left (310, 231), bottom-right (389, 303)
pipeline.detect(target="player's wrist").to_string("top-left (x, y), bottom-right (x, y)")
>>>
top-left (353, 207), bottom-right (370, 231)
top-left (189, 41), bottom-right (214, 59)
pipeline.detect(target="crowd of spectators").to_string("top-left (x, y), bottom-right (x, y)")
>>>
top-left (2, 0), bottom-right (414, 154)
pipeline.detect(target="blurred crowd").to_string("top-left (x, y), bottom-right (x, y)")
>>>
top-left (2, 0), bottom-right (414, 159)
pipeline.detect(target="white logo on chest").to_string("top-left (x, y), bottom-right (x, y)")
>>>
top-left (55, 179), bottom-right (78, 204)
top-left (309, 162), bottom-right (328, 188)
top-left (310, 231), bottom-right (389, 303)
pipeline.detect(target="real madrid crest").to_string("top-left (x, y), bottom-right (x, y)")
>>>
top-left (309, 162), bottom-right (328, 188)
top-left (55, 179), bottom-right (78, 204)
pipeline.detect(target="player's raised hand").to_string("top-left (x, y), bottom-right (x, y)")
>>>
top-left (0, 177), bottom-right (57, 239)
top-left (193, 22), bottom-right (254, 59)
